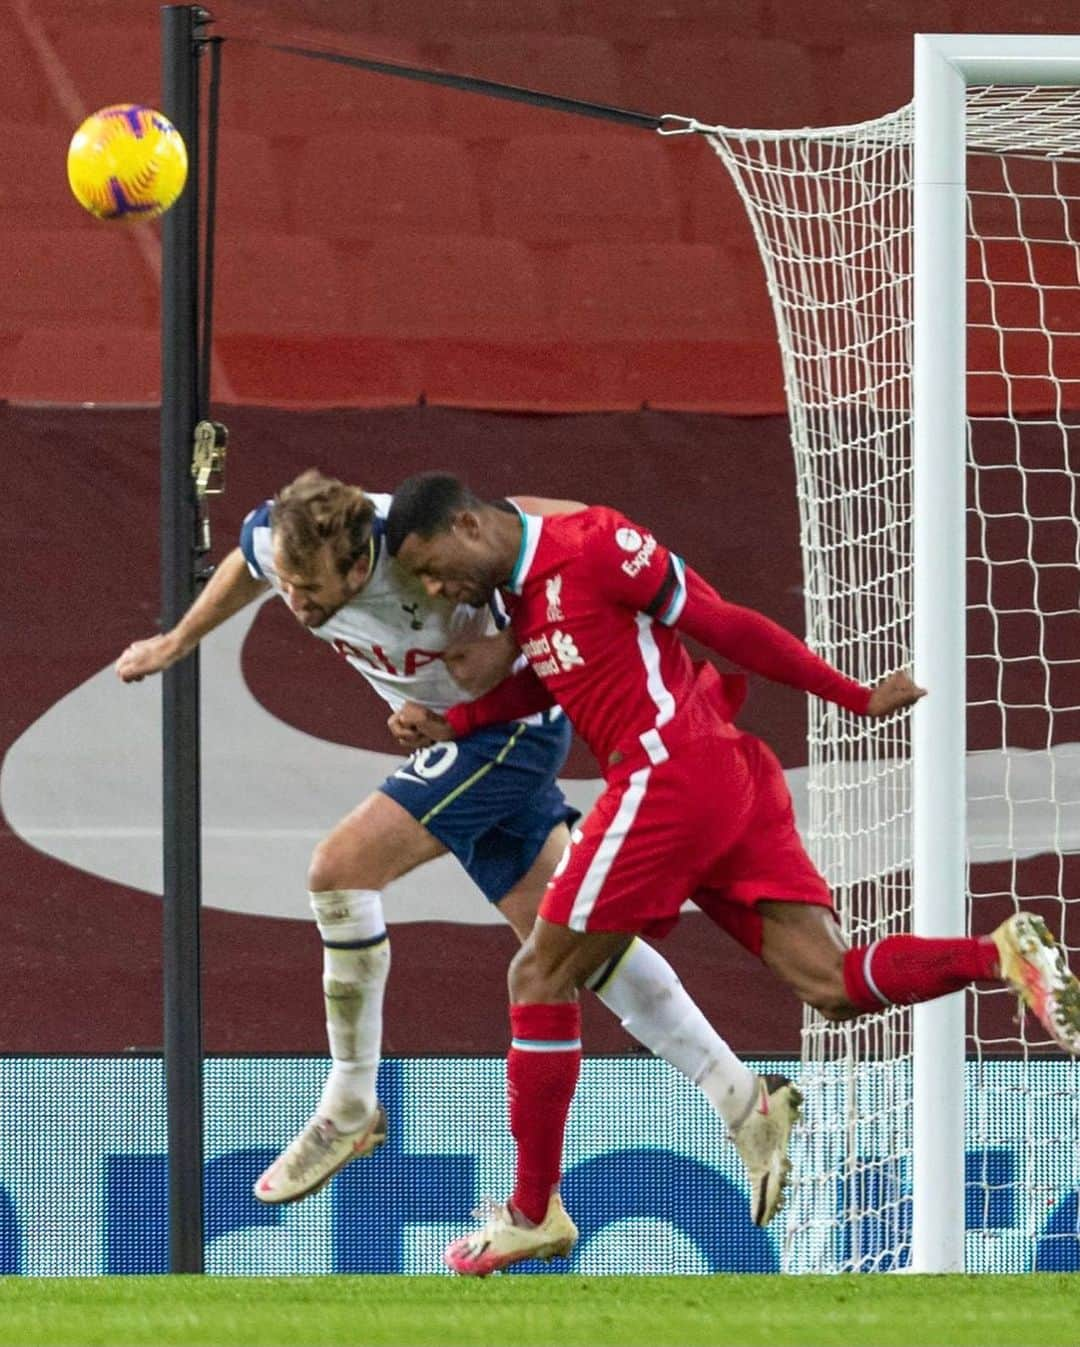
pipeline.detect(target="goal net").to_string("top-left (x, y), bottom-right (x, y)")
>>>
top-left (706, 75), bottom-right (1080, 1273)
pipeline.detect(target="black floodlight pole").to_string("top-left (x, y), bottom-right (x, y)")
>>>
top-left (161, 2), bottom-right (206, 1275)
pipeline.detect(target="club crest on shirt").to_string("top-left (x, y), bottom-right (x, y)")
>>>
top-left (545, 573), bottom-right (564, 622)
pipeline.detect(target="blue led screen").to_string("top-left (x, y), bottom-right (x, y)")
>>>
top-left (1, 1056), bottom-right (1076, 1275)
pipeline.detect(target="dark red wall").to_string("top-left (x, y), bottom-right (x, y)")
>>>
top-left (3, 0), bottom-right (1069, 409)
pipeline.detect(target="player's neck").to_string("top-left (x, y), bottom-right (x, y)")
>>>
top-left (488, 506), bottom-right (526, 587)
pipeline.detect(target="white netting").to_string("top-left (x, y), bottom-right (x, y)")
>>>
top-left (707, 86), bottom-right (1080, 1273)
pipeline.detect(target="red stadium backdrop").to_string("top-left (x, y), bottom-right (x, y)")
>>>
top-left (0, 403), bottom-right (813, 1054)
top-left (0, 2), bottom-right (1073, 1056)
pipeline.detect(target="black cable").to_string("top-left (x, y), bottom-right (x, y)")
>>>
top-left (260, 40), bottom-right (665, 131)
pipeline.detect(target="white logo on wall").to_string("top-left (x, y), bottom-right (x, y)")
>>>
top-left (615, 527), bottom-right (643, 552)
top-left (552, 629), bottom-right (585, 671)
top-left (545, 573), bottom-right (564, 623)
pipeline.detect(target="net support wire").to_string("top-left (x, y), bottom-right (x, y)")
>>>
top-left (225, 25), bottom-right (932, 145)
top-left (227, 30), bottom-right (738, 137)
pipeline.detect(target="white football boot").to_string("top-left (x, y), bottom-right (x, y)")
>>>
top-left (253, 1104), bottom-right (387, 1205)
top-left (992, 912), bottom-right (1080, 1054)
top-left (443, 1193), bottom-right (578, 1276)
top-left (730, 1073), bottom-right (803, 1227)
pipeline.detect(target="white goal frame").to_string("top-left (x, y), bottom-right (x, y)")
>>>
top-left (913, 33), bottom-right (1080, 1273)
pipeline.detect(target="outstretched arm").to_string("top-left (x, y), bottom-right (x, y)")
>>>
top-left (115, 547), bottom-right (268, 682)
top-left (675, 568), bottom-right (923, 717)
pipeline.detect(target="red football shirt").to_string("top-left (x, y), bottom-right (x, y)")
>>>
top-left (445, 505), bottom-right (871, 769)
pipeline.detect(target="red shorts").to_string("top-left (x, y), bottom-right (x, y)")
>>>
top-left (539, 725), bottom-right (834, 952)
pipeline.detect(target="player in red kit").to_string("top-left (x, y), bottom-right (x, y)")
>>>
top-left (386, 472), bottom-right (1080, 1277)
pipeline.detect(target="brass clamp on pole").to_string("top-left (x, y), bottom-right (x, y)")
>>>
top-left (192, 419), bottom-right (228, 497)
top-left (191, 419), bottom-right (228, 582)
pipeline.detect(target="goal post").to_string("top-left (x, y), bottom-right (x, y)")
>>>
top-left (911, 31), bottom-right (973, 1279)
top-left (912, 33), bottom-right (1080, 1273)
top-left (704, 34), bottom-right (1080, 1273)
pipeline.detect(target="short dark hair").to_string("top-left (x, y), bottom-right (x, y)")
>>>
top-left (386, 472), bottom-right (482, 556)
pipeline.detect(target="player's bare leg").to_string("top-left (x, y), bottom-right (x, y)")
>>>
top-left (757, 899), bottom-right (1080, 1052)
top-left (756, 902), bottom-right (853, 1020)
top-left (509, 916), bottom-right (644, 1003)
top-left (255, 793), bottom-right (446, 1204)
top-left (494, 824), bottom-right (572, 942)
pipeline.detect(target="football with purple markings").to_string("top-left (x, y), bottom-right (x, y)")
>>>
top-left (67, 103), bottom-right (188, 223)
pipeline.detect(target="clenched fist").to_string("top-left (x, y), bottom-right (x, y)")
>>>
top-left (115, 632), bottom-right (187, 683)
top-left (387, 700), bottom-right (456, 750)
top-left (866, 670), bottom-right (927, 718)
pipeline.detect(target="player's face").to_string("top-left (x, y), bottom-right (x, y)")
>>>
top-left (395, 527), bottom-right (499, 607)
top-left (274, 541), bottom-right (370, 628)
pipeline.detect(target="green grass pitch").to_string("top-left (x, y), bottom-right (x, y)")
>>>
top-left (0, 1274), bottom-right (1076, 1347)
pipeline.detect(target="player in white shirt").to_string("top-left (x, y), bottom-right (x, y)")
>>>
top-left (116, 468), bottom-right (799, 1223)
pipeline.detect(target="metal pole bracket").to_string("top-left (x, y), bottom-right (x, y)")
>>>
top-left (191, 419), bottom-right (228, 498)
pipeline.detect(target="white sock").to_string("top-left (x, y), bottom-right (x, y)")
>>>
top-left (309, 889), bottom-right (390, 1131)
top-left (589, 937), bottom-right (757, 1128)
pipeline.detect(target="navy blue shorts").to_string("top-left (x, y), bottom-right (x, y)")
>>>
top-left (379, 711), bottom-right (578, 903)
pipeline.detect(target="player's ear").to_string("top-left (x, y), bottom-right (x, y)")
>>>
top-left (453, 508), bottom-right (482, 540)
top-left (347, 546), bottom-right (373, 586)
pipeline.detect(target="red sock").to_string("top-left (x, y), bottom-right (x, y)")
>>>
top-left (508, 1002), bottom-right (582, 1226)
top-left (843, 934), bottom-right (999, 1011)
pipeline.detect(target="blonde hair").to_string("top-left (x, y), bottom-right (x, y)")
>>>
top-left (272, 469), bottom-right (375, 576)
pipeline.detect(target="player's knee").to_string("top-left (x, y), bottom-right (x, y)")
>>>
top-left (810, 993), bottom-right (858, 1021)
top-left (508, 939), bottom-right (569, 1002)
top-left (761, 912), bottom-right (853, 1019)
top-left (508, 941), bottom-right (540, 999)
top-left (302, 840), bottom-right (336, 894)
top-left (801, 972), bottom-right (858, 1021)
top-left (765, 947), bottom-right (851, 1020)
top-left (305, 829), bottom-right (368, 894)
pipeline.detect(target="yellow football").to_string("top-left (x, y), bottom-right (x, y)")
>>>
top-left (67, 103), bottom-right (188, 223)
